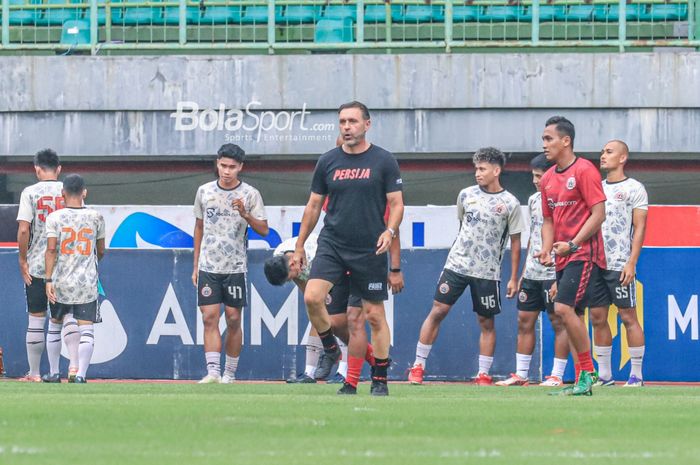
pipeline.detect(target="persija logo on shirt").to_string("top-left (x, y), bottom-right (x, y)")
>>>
top-left (332, 168), bottom-right (371, 181)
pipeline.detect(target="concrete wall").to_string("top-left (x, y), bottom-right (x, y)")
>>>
top-left (1, 53), bottom-right (699, 157)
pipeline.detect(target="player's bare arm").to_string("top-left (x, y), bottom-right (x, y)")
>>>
top-left (507, 233), bottom-right (521, 298)
top-left (553, 202), bottom-right (606, 256)
top-left (44, 236), bottom-right (58, 304)
top-left (294, 192), bottom-right (325, 268)
top-left (388, 229), bottom-right (404, 294)
top-left (233, 198), bottom-right (269, 236)
top-left (538, 217), bottom-right (555, 266)
top-left (377, 191), bottom-right (403, 255)
top-left (191, 218), bottom-right (203, 286)
top-left (96, 238), bottom-right (106, 261)
top-left (621, 208), bottom-right (648, 286)
top-left (17, 220), bottom-right (32, 285)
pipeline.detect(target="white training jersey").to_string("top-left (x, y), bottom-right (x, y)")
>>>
top-left (45, 207), bottom-right (105, 305)
top-left (601, 178), bottom-right (648, 272)
top-left (273, 233), bottom-right (319, 283)
top-left (522, 192), bottom-right (556, 281)
top-left (445, 185), bottom-right (524, 281)
top-left (194, 180), bottom-right (266, 274)
top-left (16, 180), bottom-right (65, 278)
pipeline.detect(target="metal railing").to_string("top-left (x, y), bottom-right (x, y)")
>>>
top-left (0, 0), bottom-right (697, 53)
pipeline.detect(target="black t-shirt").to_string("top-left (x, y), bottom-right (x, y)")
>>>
top-left (311, 144), bottom-right (402, 250)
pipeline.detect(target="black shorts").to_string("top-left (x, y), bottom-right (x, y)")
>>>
top-left (198, 271), bottom-right (247, 308)
top-left (517, 278), bottom-right (556, 313)
top-left (51, 300), bottom-right (100, 323)
top-left (586, 269), bottom-right (637, 309)
top-left (325, 274), bottom-right (362, 315)
top-left (433, 268), bottom-right (501, 318)
top-left (25, 276), bottom-right (57, 314)
top-left (309, 236), bottom-right (388, 302)
top-left (555, 261), bottom-right (605, 315)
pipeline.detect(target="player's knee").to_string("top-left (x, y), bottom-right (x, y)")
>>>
top-left (589, 308), bottom-right (608, 327)
top-left (201, 312), bottom-right (219, 328)
top-left (619, 308), bottom-right (639, 327)
top-left (517, 315), bottom-right (534, 334)
top-left (303, 290), bottom-right (325, 311)
top-left (346, 310), bottom-right (365, 332)
top-left (226, 314), bottom-right (241, 329)
top-left (428, 302), bottom-right (450, 322)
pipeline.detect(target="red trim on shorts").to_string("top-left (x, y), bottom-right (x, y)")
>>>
top-left (574, 261), bottom-right (592, 307)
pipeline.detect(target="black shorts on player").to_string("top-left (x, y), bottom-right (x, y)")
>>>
top-left (51, 300), bottom-right (100, 323)
top-left (197, 271), bottom-right (247, 308)
top-left (517, 278), bottom-right (556, 313)
top-left (25, 276), bottom-right (57, 314)
top-left (555, 260), bottom-right (606, 315)
top-left (326, 274), bottom-right (363, 315)
top-left (310, 235), bottom-right (388, 302)
top-left (585, 269), bottom-right (637, 309)
top-left (433, 268), bottom-right (501, 318)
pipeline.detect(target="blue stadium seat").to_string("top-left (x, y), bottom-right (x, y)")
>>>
top-left (363, 4), bottom-right (402, 23)
top-left (314, 17), bottom-right (354, 43)
top-left (281, 5), bottom-right (321, 24)
top-left (162, 5), bottom-right (201, 25)
top-left (565, 4), bottom-right (594, 21)
top-left (60, 18), bottom-right (90, 44)
top-left (240, 5), bottom-right (282, 24)
top-left (112, 0), bottom-right (163, 25)
top-left (452, 5), bottom-right (480, 22)
top-left (519, 5), bottom-right (566, 22)
top-left (480, 5), bottom-right (520, 22)
top-left (400, 5), bottom-right (444, 23)
top-left (640, 3), bottom-right (687, 21)
top-left (36, 0), bottom-right (83, 26)
top-left (8, 0), bottom-right (39, 25)
top-left (593, 4), bottom-right (646, 21)
top-left (199, 5), bottom-right (243, 25)
top-left (323, 4), bottom-right (355, 21)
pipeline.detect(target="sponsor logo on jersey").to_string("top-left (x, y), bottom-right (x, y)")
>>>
top-left (206, 208), bottom-right (233, 219)
top-left (368, 282), bottom-right (383, 291)
top-left (439, 282), bottom-right (450, 294)
top-left (201, 284), bottom-right (212, 297)
top-left (465, 211), bottom-right (482, 225)
top-left (548, 198), bottom-right (578, 210)
top-left (325, 294), bottom-right (332, 305)
top-left (396, 178), bottom-right (403, 185)
top-left (566, 177), bottom-right (576, 190)
top-left (332, 168), bottom-right (371, 181)
top-left (518, 290), bottom-right (528, 303)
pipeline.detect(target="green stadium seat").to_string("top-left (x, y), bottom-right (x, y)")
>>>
top-left (162, 5), bottom-right (201, 25)
top-left (639, 3), bottom-right (687, 21)
top-left (199, 5), bottom-right (242, 24)
top-left (323, 4), bottom-right (355, 21)
top-left (8, 0), bottom-right (39, 25)
top-left (565, 4), bottom-right (594, 21)
top-left (452, 5), bottom-right (480, 22)
top-left (480, 5), bottom-right (520, 22)
top-left (363, 4), bottom-right (402, 23)
top-left (112, 0), bottom-right (163, 25)
top-left (60, 18), bottom-right (90, 44)
top-left (519, 5), bottom-right (566, 22)
top-left (400, 5), bottom-right (444, 23)
top-left (36, 0), bottom-right (83, 26)
top-left (314, 17), bottom-right (354, 43)
top-left (281, 5), bottom-right (321, 24)
top-left (593, 4), bottom-right (646, 21)
top-left (240, 5), bottom-right (282, 24)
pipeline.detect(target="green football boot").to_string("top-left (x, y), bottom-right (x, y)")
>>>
top-left (571, 370), bottom-right (593, 396)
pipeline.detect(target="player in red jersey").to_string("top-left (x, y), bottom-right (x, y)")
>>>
top-left (537, 116), bottom-right (607, 396)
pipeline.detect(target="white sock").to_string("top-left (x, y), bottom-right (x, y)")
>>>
top-left (516, 353), bottom-right (532, 379)
top-left (62, 315), bottom-right (80, 370)
top-left (595, 345), bottom-right (613, 380)
top-left (478, 355), bottom-right (494, 375)
top-left (223, 355), bottom-right (239, 378)
top-left (26, 314), bottom-right (46, 376)
top-left (337, 340), bottom-right (348, 377)
top-left (77, 325), bottom-right (94, 379)
top-left (46, 321), bottom-right (63, 375)
top-left (304, 336), bottom-right (323, 378)
top-left (551, 357), bottom-right (568, 379)
top-left (414, 342), bottom-right (432, 368)
top-left (629, 345), bottom-right (645, 379)
top-left (205, 352), bottom-right (221, 378)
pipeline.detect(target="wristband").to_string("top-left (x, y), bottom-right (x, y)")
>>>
top-left (387, 228), bottom-right (396, 238)
top-left (45, 278), bottom-right (53, 283)
top-left (567, 241), bottom-right (579, 253)
top-left (390, 268), bottom-right (401, 273)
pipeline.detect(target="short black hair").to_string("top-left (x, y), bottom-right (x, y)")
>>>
top-left (34, 149), bottom-right (60, 171)
top-left (264, 255), bottom-right (290, 286)
top-left (545, 116), bottom-right (575, 148)
top-left (473, 147), bottom-right (506, 168)
top-left (530, 153), bottom-right (552, 171)
top-left (62, 173), bottom-right (85, 196)
top-left (338, 101), bottom-right (370, 120)
top-left (217, 144), bottom-right (245, 163)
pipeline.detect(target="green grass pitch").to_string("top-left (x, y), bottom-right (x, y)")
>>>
top-left (0, 382), bottom-right (698, 465)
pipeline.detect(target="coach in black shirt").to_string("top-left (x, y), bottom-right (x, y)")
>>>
top-left (294, 101), bottom-right (404, 396)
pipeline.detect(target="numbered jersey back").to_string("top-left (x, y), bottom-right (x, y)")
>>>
top-left (45, 207), bottom-right (105, 305)
top-left (16, 180), bottom-right (65, 278)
